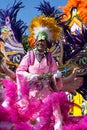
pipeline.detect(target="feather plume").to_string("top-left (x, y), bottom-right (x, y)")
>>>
top-left (60, 0), bottom-right (87, 24)
top-left (34, 26), bottom-right (52, 41)
top-left (36, 0), bottom-right (61, 18)
top-left (0, 0), bottom-right (27, 42)
top-left (29, 15), bottom-right (62, 42)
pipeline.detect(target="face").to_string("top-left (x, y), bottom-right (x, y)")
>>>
top-left (35, 39), bottom-right (47, 52)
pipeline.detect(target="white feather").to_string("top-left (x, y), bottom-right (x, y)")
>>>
top-left (34, 26), bottom-right (52, 40)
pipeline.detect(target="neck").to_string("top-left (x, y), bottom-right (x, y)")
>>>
top-left (35, 49), bottom-right (46, 54)
top-left (35, 49), bottom-right (46, 62)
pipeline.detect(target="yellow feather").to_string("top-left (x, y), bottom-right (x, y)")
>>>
top-left (49, 45), bottom-right (56, 52)
top-left (28, 15), bottom-right (62, 41)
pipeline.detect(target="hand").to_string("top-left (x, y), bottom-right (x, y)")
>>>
top-left (39, 73), bottom-right (52, 80)
top-left (27, 74), bottom-right (39, 81)
top-left (53, 70), bottom-right (62, 79)
top-left (38, 74), bottom-right (44, 80)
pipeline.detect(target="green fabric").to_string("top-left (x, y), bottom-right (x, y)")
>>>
top-left (37, 32), bottom-right (48, 40)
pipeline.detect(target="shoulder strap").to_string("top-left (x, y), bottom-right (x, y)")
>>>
top-left (46, 52), bottom-right (52, 66)
top-left (29, 50), bottom-right (52, 66)
top-left (29, 50), bottom-right (35, 65)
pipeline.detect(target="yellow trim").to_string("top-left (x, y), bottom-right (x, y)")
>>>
top-left (69, 17), bottom-right (82, 28)
top-left (72, 92), bottom-right (83, 116)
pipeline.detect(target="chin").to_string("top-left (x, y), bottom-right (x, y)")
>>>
top-left (38, 49), bottom-right (44, 52)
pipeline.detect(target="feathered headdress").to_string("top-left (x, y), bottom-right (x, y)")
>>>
top-left (28, 15), bottom-right (62, 47)
top-left (0, 0), bottom-right (27, 43)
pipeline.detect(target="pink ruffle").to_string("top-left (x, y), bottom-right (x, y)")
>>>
top-left (14, 97), bottom-right (42, 121)
top-left (63, 116), bottom-right (87, 130)
top-left (13, 122), bottom-right (34, 130)
top-left (0, 104), bottom-right (11, 122)
top-left (2, 79), bottom-right (17, 104)
top-left (1, 79), bottom-right (87, 130)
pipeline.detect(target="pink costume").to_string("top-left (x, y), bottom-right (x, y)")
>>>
top-left (16, 50), bottom-right (63, 129)
top-left (16, 50), bottom-right (63, 99)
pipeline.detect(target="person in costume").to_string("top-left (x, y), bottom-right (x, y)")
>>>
top-left (16, 15), bottom-right (63, 129)
top-left (16, 15), bottom-right (83, 98)
top-left (0, 51), bottom-right (16, 104)
top-left (15, 15), bottom-right (83, 130)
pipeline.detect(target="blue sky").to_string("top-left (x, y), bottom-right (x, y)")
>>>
top-left (0, 0), bottom-right (67, 34)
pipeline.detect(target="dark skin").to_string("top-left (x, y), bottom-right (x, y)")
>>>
top-left (35, 39), bottom-right (47, 52)
top-left (0, 58), bottom-right (16, 80)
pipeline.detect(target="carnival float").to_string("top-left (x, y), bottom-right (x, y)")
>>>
top-left (0, 0), bottom-right (27, 70)
top-left (0, 0), bottom-right (27, 103)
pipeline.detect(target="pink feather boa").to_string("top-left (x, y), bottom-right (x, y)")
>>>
top-left (1, 79), bottom-right (87, 130)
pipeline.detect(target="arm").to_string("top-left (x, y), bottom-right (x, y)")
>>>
top-left (62, 68), bottom-right (77, 84)
top-left (16, 52), bottom-right (30, 97)
top-left (49, 57), bottom-right (82, 92)
top-left (16, 53), bottom-right (29, 75)
top-left (0, 59), bottom-right (16, 80)
top-left (16, 52), bottom-right (38, 98)
top-left (16, 52), bottom-right (38, 81)
top-left (61, 68), bottom-right (83, 92)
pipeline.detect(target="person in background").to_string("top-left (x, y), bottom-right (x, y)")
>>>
top-left (0, 52), bottom-right (16, 104)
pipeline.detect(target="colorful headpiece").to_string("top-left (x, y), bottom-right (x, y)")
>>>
top-left (28, 15), bottom-right (62, 47)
